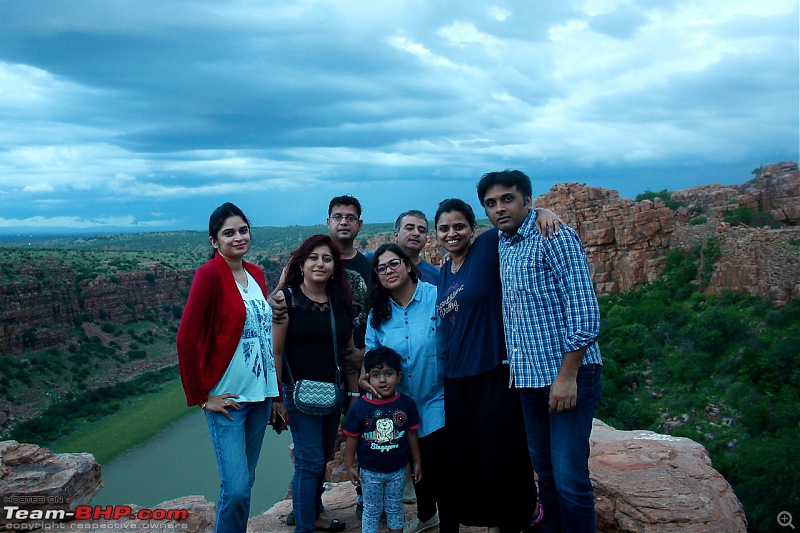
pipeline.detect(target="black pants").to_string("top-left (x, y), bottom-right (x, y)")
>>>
top-left (444, 364), bottom-right (538, 532)
top-left (414, 427), bottom-right (458, 533)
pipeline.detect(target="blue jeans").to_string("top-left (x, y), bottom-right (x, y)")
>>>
top-left (360, 467), bottom-right (406, 533)
top-left (205, 399), bottom-right (272, 533)
top-left (284, 387), bottom-right (342, 533)
top-left (519, 364), bottom-right (602, 533)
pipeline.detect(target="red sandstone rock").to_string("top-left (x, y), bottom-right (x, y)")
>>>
top-left (48, 496), bottom-right (216, 532)
top-left (590, 420), bottom-right (747, 532)
top-left (533, 163), bottom-right (799, 304)
top-left (0, 440), bottom-right (102, 528)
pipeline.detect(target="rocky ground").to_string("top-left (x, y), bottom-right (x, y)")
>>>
top-left (248, 481), bottom-right (482, 533)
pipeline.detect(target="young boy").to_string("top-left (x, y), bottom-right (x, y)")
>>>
top-left (343, 347), bottom-right (422, 533)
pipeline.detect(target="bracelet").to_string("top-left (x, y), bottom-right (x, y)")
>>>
top-left (200, 403), bottom-right (207, 410)
top-left (347, 392), bottom-right (361, 397)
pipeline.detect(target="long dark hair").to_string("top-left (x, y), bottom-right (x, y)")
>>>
top-left (367, 243), bottom-right (418, 329)
top-left (283, 234), bottom-right (353, 320)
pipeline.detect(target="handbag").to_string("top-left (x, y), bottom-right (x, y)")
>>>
top-left (284, 287), bottom-right (344, 416)
top-left (293, 379), bottom-right (341, 416)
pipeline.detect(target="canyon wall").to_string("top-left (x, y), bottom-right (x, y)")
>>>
top-left (0, 263), bottom-right (192, 355)
top-left (533, 161), bottom-right (799, 305)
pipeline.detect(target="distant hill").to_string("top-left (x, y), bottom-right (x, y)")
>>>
top-left (0, 223), bottom-right (397, 255)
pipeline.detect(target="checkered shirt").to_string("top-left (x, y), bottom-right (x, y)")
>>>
top-left (498, 209), bottom-right (602, 388)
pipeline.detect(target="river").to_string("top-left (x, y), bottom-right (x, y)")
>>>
top-left (92, 410), bottom-right (294, 517)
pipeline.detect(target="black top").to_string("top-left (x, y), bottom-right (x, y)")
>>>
top-left (280, 282), bottom-right (354, 384)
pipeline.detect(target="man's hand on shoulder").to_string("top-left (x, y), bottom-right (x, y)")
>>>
top-left (269, 289), bottom-right (287, 324)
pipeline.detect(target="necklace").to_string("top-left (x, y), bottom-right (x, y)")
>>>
top-left (235, 272), bottom-right (249, 293)
top-left (449, 241), bottom-right (471, 274)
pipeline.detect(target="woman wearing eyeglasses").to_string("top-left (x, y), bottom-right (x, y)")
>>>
top-left (362, 243), bottom-right (454, 533)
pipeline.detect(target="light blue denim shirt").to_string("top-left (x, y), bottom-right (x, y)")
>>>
top-left (365, 281), bottom-right (445, 438)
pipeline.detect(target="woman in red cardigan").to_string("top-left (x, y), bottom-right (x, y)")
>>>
top-left (177, 202), bottom-right (287, 533)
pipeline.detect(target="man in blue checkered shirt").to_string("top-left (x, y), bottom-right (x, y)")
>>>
top-left (478, 170), bottom-right (603, 533)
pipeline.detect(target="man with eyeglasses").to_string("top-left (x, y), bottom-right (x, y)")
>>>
top-left (366, 210), bottom-right (439, 285)
top-left (327, 195), bottom-right (371, 351)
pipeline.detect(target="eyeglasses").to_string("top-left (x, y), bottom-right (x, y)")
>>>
top-left (330, 214), bottom-right (359, 223)
top-left (374, 258), bottom-right (404, 275)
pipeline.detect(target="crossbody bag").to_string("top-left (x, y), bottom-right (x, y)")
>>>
top-left (283, 287), bottom-right (343, 416)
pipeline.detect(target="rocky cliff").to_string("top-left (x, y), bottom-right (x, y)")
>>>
top-left (532, 161), bottom-right (799, 305)
top-left (413, 161), bottom-right (800, 306)
top-left (0, 262), bottom-right (191, 355)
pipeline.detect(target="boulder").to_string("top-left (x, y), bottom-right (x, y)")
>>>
top-left (590, 420), bottom-right (747, 532)
top-left (60, 495), bottom-right (216, 532)
top-left (0, 440), bottom-right (102, 527)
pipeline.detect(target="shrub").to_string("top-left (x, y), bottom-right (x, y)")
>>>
top-left (722, 206), bottom-right (753, 226)
top-left (128, 349), bottom-right (147, 360)
top-left (635, 189), bottom-right (682, 210)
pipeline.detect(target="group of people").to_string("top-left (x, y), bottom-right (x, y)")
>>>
top-left (177, 170), bottom-right (603, 533)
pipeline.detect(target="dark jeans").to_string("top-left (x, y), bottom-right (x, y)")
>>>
top-left (519, 363), bottom-right (602, 533)
top-left (284, 387), bottom-right (342, 533)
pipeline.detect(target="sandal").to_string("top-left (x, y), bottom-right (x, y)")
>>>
top-left (286, 503), bottom-right (325, 526)
top-left (317, 518), bottom-right (346, 532)
top-left (524, 503), bottom-right (544, 532)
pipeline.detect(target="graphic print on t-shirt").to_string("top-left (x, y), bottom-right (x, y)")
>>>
top-left (436, 282), bottom-right (463, 323)
top-left (363, 409), bottom-right (409, 452)
top-left (240, 298), bottom-right (275, 378)
top-left (345, 269), bottom-right (368, 340)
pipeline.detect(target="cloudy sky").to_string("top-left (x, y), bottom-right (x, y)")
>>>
top-left (1, 0), bottom-right (797, 233)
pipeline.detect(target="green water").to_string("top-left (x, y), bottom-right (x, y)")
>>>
top-left (92, 410), bottom-right (294, 517)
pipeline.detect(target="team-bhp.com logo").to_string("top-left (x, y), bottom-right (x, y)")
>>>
top-left (2, 505), bottom-right (189, 530)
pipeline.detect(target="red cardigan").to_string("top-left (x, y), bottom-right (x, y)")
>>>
top-left (177, 253), bottom-right (281, 406)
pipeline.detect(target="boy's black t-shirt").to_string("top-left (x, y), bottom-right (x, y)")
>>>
top-left (342, 392), bottom-right (421, 473)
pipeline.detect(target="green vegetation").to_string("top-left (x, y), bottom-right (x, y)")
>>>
top-left (8, 367), bottom-right (179, 448)
top-left (50, 379), bottom-right (188, 464)
top-left (0, 309), bottom-right (178, 419)
top-left (597, 239), bottom-right (800, 533)
top-left (0, 222), bottom-right (396, 256)
top-left (0, 248), bottom-right (206, 281)
top-left (635, 189), bottom-right (682, 210)
top-left (721, 205), bottom-right (778, 228)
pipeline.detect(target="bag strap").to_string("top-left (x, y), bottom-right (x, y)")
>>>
top-left (329, 298), bottom-right (341, 387)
